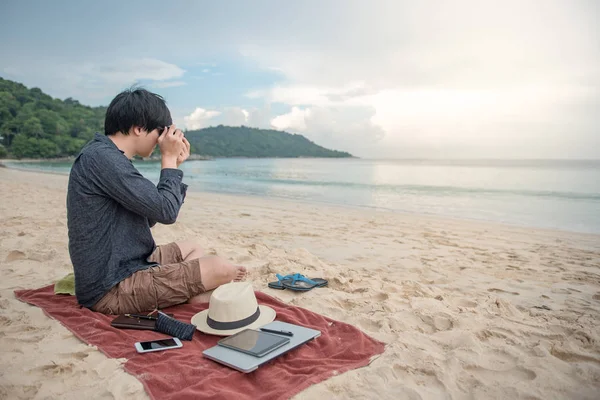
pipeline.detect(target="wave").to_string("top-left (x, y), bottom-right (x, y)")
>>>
top-left (198, 176), bottom-right (600, 201)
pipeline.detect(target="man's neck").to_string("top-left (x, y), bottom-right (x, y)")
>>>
top-left (107, 133), bottom-right (136, 159)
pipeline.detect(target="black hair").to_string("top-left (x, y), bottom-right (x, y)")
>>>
top-left (104, 87), bottom-right (172, 136)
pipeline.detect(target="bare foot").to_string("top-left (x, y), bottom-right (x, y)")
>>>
top-left (188, 266), bottom-right (246, 304)
top-left (220, 263), bottom-right (247, 282)
top-left (234, 265), bottom-right (247, 281)
top-left (195, 256), bottom-right (248, 292)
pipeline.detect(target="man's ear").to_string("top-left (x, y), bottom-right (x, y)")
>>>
top-left (131, 126), bottom-right (144, 137)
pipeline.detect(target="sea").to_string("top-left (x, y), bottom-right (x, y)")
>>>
top-left (6, 158), bottom-right (600, 234)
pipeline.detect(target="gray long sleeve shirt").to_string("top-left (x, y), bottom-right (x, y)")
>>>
top-left (67, 133), bottom-right (187, 308)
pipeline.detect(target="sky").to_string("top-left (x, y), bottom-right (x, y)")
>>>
top-left (0, 0), bottom-right (598, 159)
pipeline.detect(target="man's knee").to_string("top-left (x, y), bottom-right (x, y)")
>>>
top-left (178, 240), bottom-right (204, 260)
top-left (189, 242), bottom-right (203, 256)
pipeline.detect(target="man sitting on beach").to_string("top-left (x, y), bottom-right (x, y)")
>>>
top-left (67, 88), bottom-right (246, 314)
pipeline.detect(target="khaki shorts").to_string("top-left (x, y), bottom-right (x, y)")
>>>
top-left (92, 242), bottom-right (205, 315)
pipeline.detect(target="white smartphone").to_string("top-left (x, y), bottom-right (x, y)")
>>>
top-left (134, 337), bottom-right (183, 353)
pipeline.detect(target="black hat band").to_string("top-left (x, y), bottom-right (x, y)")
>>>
top-left (206, 307), bottom-right (261, 330)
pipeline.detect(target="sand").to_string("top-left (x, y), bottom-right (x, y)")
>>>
top-left (1, 167), bottom-right (599, 399)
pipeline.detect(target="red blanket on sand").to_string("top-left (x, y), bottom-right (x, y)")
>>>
top-left (15, 285), bottom-right (385, 400)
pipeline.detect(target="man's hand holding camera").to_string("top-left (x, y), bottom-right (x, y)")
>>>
top-left (177, 137), bottom-right (191, 167)
top-left (158, 125), bottom-right (190, 169)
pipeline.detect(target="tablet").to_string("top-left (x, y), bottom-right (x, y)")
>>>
top-left (218, 329), bottom-right (290, 357)
top-left (203, 321), bottom-right (321, 373)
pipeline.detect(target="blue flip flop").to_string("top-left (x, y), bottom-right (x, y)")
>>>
top-left (268, 273), bottom-right (328, 291)
top-left (268, 274), bottom-right (296, 290)
top-left (267, 278), bottom-right (287, 290)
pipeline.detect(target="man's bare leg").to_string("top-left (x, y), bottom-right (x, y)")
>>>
top-left (187, 256), bottom-right (247, 304)
top-left (175, 241), bottom-right (247, 304)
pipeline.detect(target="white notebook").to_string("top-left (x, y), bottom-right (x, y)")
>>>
top-left (202, 321), bottom-right (321, 373)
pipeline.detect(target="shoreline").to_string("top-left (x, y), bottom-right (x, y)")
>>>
top-left (2, 164), bottom-right (599, 238)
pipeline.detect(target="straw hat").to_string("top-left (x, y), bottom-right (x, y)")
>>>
top-left (191, 282), bottom-right (276, 336)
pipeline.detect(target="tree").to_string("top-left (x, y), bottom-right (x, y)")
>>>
top-left (0, 119), bottom-right (20, 146)
top-left (53, 136), bottom-right (86, 156)
top-left (0, 91), bottom-right (19, 119)
top-left (10, 134), bottom-right (32, 158)
top-left (36, 109), bottom-right (63, 135)
top-left (37, 138), bottom-right (59, 158)
top-left (64, 97), bottom-right (81, 106)
top-left (22, 117), bottom-right (45, 138)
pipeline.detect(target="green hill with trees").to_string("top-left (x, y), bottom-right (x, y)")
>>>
top-left (0, 77), bottom-right (353, 159)
top-left (0, 77), bottom-right (105, 158)
top-left (184, 125), bottom-right (352, 158)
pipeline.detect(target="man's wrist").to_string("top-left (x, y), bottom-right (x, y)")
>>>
top-left (161, 156), bottom-right (178, 169)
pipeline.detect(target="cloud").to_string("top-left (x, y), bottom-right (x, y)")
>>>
top-left (218, 107), bottom-right (250, 126)
top-left (182, 106), bottom-right (273, 131)
top-left (184, 108), bottom-right (221, 130)
top-left (1, 57), bottom-right (186, 102)
top-left (270, 105), bottom-right (384, 154)
top-left (249, 82), bottom-right (382, 150)
top-left (237, 1), bottom-right (599, 157)
top-left (263, 82), bottom-right (596, 157)
top-left (239, 2), bottom-right (598, 89)
top-left (249, 82), bottom-right (376, 107)
top-left (86, 58), bottom-right (185, 84)
top-left (244, 107), bottom-right (272, 128)
top-left (271, 107), bottom-right (309, 131)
